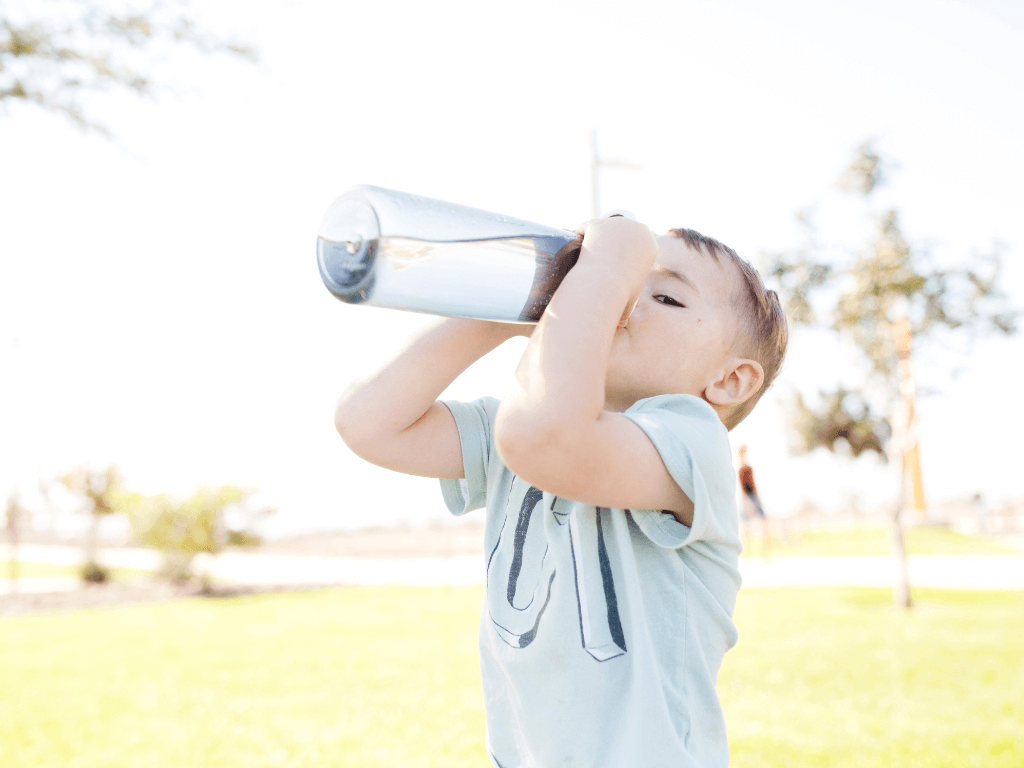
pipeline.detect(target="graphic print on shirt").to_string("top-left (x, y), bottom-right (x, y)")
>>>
top-left (569, 507), bottom-right (627, 661)
top-left (486, 477), bottom-right (627, 661)
top-left (486, 481), bottom-right (555, 648)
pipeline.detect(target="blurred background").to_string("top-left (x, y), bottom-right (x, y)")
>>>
top-left (1, 1), bottom-right (1022, 766)
top-left (2, 0), bottom-right (1022, 537)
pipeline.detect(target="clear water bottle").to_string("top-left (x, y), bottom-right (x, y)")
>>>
top-left (317, 185), bottom-right (582, 323)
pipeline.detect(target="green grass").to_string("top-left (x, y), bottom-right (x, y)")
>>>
top-left (741, 525), bottom-right (1017, 557)
top-left (0, 587), bottom-right (485, 768)
top-left (1, 586), bottom-right (1022, 767)
top-left (721, 588), bottom-right (1024, 767)
top-left (1, 560), bottom-right (145, 580)
top-left (2, 560), bottom-right (81, 578)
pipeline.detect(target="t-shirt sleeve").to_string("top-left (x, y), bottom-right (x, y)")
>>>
top-left (438, 396), bottom-right (501, 516)
top-left (621, 394), bottom-right (738, 549)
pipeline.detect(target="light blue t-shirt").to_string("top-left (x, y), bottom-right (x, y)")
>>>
top-left (440, 393), bottom-right (742, 768)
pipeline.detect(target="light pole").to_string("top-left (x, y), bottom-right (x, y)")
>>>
top-left (590, 128), bottom-right (642, 219)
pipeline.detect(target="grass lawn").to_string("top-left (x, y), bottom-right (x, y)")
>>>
top-left (1, 586), bottom-right (1022, 767)
top-left (741, 525), bottom-right (1017, 557)
top-left (1, 560), bottom-right (145, 580)
top-left (721, 588), bottom-right (1024, 767)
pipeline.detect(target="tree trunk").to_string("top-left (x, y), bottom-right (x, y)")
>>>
top-left (83, 511), bottom-right (101, 581)
top-left (7, 519), bottom-right (19, 595)
top-left (889, 317), bottom-right (916, 609)
top-left (889, 505), bottom-right (912, 609)
top-left (87, 512), bottom-right (99, 564)
top-left (889, 466), bottom-right (912, 609)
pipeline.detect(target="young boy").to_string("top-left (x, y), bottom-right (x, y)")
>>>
top-left (335, 216), bottom-right (788, 767)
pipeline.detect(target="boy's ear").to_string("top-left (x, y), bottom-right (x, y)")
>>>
top-left (704, 358), bottom-right (764, 407)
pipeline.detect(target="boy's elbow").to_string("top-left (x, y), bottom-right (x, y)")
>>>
top-left (495, 410), bottom-right (574, 488)
top-left (334, 394), bottom-right (370, 453)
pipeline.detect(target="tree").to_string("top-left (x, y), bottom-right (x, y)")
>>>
top-left (765, 141), bottom-right (1017, 607)
top-left (129, 485), bottom-right (273, 587)
top-left (1, 0), bottom-right (256, 135)
top-left (59, 465), bottom-right (125, 582)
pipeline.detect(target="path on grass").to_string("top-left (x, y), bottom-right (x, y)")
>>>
top-left (4, 543), bottom-right (1023, 592)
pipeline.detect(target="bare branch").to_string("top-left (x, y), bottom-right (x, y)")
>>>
top-left (0, 1), bottom-right (258, 136)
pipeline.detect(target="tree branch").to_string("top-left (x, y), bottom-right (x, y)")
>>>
top-left (0, 2), bottom-right (258, 136)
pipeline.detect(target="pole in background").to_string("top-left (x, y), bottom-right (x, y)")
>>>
top-left (590, 128), bottom-right (642, 219)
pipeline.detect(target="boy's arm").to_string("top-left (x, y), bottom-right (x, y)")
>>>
top-left (335, 317), bottom-right (524, 479)
top-left (494, 218), bottom-right (696, 525)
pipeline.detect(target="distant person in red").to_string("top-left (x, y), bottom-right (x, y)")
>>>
top-left (737, 445), bottom-right (768, 549)
top-left (737, 445), bottom-right (764, 517)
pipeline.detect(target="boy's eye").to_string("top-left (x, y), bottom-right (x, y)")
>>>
top-left (654, 294), bottom-right (685, 308)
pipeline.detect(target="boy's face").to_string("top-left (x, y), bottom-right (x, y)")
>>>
top-left (605, 236), bottom-right (741, 412)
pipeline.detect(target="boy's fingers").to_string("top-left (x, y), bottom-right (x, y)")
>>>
top-left (576, 211), bottom-right (636, 233)
top-left (603, 209), bottom-right (636, 221)
top-left (618, 296), bottom-right (639, 328)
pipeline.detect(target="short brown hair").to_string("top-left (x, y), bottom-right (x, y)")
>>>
top-left (666, 228), bottom-right (789, 430)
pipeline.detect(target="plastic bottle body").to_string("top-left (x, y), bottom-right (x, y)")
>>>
top-left (317, 186), bottom-right (580, 322)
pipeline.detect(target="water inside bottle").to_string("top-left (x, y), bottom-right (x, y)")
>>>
top-left (318, 233), bottom-right (580, 321)
top-left (376, 235), bottom-right (579, 321)
top-left (377, 235), bottom-right (566, 268)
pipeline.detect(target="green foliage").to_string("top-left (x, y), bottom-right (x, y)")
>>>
top-left (836, 140), bottom-right (884, 194)
top-left (0, 1), bottom-right (257, 134)
top-left (59, 465), bottom-right (123, 518)
top-left (226, 529), bottom-right (262, 547)
top-left (1, 586), bottom-right (1021, 767)
top-left (56, 465), bottom-right (128, 580)
top-left (765, 141), bottom-right (1017, 456)
top-left (43, 466), bottom-right (271, 584)
top-left (790, 387), bottom-right (890, 458)
top-left (133, 486), bottom-right (245, 556)
top-left (129, 486), bottom-right (271, 583)
top-left (765, 216), bottom-right (832, 325)
top-left (79, 562), bottom-right (109, 583)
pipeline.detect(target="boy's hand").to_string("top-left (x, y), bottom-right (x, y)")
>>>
top-left (576, 216), bottom-right (658, 326)
top-left (496, 215), bottom-right (695, 525)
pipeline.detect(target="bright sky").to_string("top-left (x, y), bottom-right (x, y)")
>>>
top-left (1, 0), bottom-right (1022, 536)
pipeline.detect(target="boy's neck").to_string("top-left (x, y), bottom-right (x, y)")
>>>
top-left (604, 395), bottom-right (634, 413)
top-left (604, 384), bottom-right (643, 413)
top-left (605, 388), bottom-right (733, 431)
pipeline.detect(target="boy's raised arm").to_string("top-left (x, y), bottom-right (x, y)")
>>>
top-left (494, 218), bottom-right (696, 523)
top-left (335, 318), bottom-right (524, 479)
